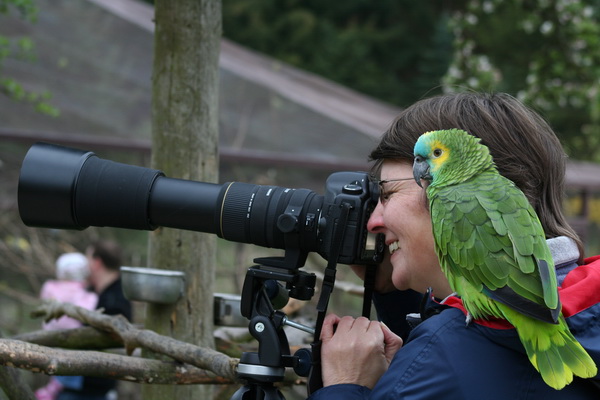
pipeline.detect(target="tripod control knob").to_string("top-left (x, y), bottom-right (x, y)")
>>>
top-left (293, 348), bottom-right (312, 377)
top-left (277, 213), bottom-right (298, 232)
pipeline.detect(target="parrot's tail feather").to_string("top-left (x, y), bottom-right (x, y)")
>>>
top-left (558, 330), bottom-right (598, 378)
top-left (507, 309), bottom-right (597, 390)
top-left (533, 345), bottom-right (570, 390)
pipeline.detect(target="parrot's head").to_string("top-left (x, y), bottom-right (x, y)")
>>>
top-left (413, 129), bottom-right (494, 188)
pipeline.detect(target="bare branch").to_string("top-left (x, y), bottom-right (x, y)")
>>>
top-left (14, 327), bottom-right (248, 360)
top-left (13, 326), bottom-right (122, 349)
top-left (0, 339), bottom-right (232, 385)
top-left (6, 303), bottom-right (303, 388)
top-left (30, 300), bottom-right (239, 381)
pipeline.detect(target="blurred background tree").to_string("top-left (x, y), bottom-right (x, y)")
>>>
top-left (0, 0), bottom-right (58, 116)
top-left (5, 0), bottom-right (599, 159)
top-left (221, 0), bottom-right (600, 162)
top-left (222, 0), bottom-right (455, 108)
top-left (444, 0), bottom-right (600, 162)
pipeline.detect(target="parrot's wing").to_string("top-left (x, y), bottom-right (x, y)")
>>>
top-left (432, 171), bottom-right (560, 323)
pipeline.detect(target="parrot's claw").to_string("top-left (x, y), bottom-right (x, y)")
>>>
top-left (465, 312), bottom-right (473, 326)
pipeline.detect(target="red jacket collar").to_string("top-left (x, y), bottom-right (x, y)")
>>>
top-left (443, 256), bottom-right (600, 330)
top-left (560, 255), bottom-right (600, 317)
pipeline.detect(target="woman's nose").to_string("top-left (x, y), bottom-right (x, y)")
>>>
top-left (367, 202), bottom-right (385, 233)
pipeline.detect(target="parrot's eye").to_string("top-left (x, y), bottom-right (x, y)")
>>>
top-left (433, 148), bottom-right (443, 158)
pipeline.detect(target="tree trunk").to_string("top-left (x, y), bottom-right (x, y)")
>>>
top-left (145, 0), bottom-right (221, 399)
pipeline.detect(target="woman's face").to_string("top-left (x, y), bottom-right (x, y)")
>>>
top-left (367, 160), bottom-right (451, 297)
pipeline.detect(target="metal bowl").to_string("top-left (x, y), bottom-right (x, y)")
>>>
top-left (121, 266), bottom-right (186, 305)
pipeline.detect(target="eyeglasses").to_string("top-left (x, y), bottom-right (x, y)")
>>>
top-left (376, 177), bottom-right (414, 204)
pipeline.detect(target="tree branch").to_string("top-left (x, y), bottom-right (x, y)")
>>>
top-left (13, 326), bottom-right (248, 359)
top-left (0, 339), bottom-right (232, 385)
top-left (7, 301), bottom-right (306, 388)
top-left (30, 300), bottom-right (239, 381)
top-left (13, 326), bottom-right (122, 350)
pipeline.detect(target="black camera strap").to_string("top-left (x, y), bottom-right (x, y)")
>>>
top-left (362, 264), bottom-right (376, 319)
top-left (307, 202), bottom-right (352, 395)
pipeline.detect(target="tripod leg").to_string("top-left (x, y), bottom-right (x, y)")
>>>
top-left (230, 384), bottom-right (285, 400)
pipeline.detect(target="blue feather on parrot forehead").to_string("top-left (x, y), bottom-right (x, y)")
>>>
top-left (413, 129), bottom-right (496, 184)
top-left (414, 129), bottom-right (489, 160)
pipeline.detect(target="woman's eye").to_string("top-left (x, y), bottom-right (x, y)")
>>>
top-left (380, 189), bottom-right (395, 203)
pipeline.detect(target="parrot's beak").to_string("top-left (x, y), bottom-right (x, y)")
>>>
top-left (413, 156), bottom-right (431, 188)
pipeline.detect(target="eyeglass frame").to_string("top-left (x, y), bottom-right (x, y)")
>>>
top-left (374, 177), bottom-right (414, 204)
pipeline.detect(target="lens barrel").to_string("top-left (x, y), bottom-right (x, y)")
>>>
top-left (18, 142), bottom-right (323, 253)
top-left (18, 142), bottom-right (165, 230)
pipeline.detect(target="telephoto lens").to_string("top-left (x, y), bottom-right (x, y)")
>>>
top-left (18, 142), bottom-right (382, 265)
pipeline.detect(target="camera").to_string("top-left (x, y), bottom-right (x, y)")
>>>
top-left (18, 142), bottom-right (384, 267)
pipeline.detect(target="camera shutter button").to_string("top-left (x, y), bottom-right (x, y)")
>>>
top-left (342, 182), bottom-right (363, 194)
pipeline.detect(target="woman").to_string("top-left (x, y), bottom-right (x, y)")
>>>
top-left (308, 92), bottom-right (600, 399)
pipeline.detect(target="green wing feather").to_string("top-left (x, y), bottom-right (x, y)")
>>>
top-left (430, 169), bottom-right (559, 320)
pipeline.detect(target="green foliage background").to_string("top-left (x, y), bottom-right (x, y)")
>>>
top-left (222, 0), bottom-right (600, 162)
top-left (222, 0), bottom-right (455, 107)
top-left (445, 0), bottom-right (600, 162)
top-left (0, 0), bottom-right (58, 116)
top-left (2, 0), bottom-right (600, 160)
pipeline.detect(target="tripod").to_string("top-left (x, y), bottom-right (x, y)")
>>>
top-left (230, 203), bottom-right (378, 399)
top-left (230, 252), bottom-right (316, 400)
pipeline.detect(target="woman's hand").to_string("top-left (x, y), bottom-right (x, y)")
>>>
top-left (320, 313), bottom-right (403, 389)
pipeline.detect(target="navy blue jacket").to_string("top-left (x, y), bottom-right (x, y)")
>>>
top-left (308, 251), bottom-right (600, 399)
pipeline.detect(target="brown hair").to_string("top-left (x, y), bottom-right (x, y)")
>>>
top-left (89, 240), bottom-right (122, 271)
top-left (370, 92), bottom-right (583, 261)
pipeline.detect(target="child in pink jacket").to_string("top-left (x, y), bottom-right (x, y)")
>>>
top-left (35, 252), bottom-right (98, 400)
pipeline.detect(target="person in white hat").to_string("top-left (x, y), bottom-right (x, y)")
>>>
top-left (35, 252), bottom-right (98, 400)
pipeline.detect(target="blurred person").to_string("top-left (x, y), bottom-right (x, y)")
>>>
top-left (86, 240), bottom-right (132, 321)
top-left (35, 252), bottom-right (98, 400)
top-left (57, 240), bottom-right (132, 400)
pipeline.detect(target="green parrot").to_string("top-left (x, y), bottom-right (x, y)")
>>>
top-left (412, 128), bottom-right (597, 390)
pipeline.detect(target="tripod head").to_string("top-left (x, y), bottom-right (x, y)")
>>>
top-left (231, 201), bottom-right (378, 399)
top-left (231, 254), bottom-right (315, 400)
